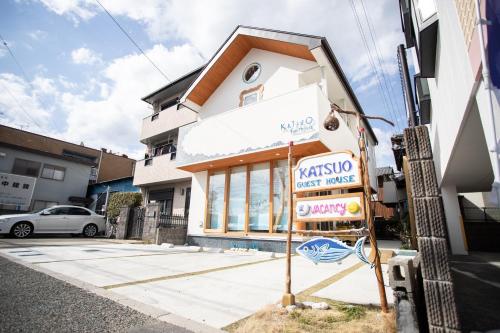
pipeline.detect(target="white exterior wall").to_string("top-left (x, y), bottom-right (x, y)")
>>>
top-left (172, 180), bottom-right (191, 215)
top-left (200, 49), bottom-right (317, 119)
top-left (428, 0), bottom-right (476, 185)
top-left (187, 171), bottom-right (207, 236)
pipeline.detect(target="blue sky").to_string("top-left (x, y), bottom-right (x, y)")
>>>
top-left (0, 0), bottom-right (409, 167)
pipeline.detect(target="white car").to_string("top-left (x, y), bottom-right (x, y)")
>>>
top-left (0, 205), bottom-right (105, 238)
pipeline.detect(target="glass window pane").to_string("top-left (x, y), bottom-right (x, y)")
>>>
top-left (207, 171), bottom-right (226, 229)
top-left (249, 163), bottom-right (270, 232)
top-left (228, 166), bottom-right (246, 231)
top-left (41, 167), bottom-right (54, 179)
top-left (272, 160), bottom-right (290, 233)
top-left (53, 169), bottom-right (65, 180)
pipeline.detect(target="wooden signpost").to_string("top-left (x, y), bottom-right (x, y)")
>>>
top-left (281, 125), bottom-right (389, 313)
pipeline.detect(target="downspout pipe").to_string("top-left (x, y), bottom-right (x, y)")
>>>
top-left (475, 0), bottom-right (500, 204)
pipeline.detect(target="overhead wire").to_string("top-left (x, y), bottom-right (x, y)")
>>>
top-left (0, 80), bottom-right (44, 130)
top-left (358, 0), bottom-right (405, 131)
top-left (0, 33), bottom-right (60, 131)
top-left (94, 0), bottom-right (171, 83)
top-left (348, 0), bottom-right (400, 133)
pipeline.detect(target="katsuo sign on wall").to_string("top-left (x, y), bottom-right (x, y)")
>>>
top-left (293, 151), bottom-right (361, 192)
top-left (295, 193), bottom-right (365, 222)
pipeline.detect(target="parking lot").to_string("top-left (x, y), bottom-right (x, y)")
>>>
top-left (0, 237), bottom-right (396, 330)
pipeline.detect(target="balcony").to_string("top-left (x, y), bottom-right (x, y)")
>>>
top-left (176, 84), bottom-right (359, 172)
top-left (133, 152), bottom-right (191, 186)
top-left (140, 105), bottom-right (197, 144)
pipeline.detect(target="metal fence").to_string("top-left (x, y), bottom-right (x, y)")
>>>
top-left (462, 207), bottom-right (500, 222)
top-left (158, 213), bottom-right (188, 228)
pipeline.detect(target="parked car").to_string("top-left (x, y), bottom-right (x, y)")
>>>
top-left (0, 205), bottom-right (105, 238)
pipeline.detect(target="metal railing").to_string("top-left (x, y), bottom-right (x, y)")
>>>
top-left (462, 207), bottom-right (500, 223)
top-left (158, 213), bottom-right (188, 228)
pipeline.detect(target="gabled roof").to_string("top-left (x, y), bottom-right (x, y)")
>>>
top-left (143, 25), bottom-right (377, 143)
top-left (141, 66), bottom-right (204, 104)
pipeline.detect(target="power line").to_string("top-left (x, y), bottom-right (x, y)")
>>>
top-left (0, 80), bottom-right (44, 130)
top-left (0, 33), bottom-right (60, 131)
top-left (348, 0), bottom-right (400, 132)
top-left (94, 0), bottom-right (171, 82)
top-left (358, 0), bottom-right (405, 131)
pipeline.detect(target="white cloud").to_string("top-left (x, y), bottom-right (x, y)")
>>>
top-left (71, 47), bottom-right (102, 65)
top-left (373, 127), bottom-right (396, 168)
top-left (0, 43), bottom-right (204, 158)
top-left (38, 0), bottom-right (97, 24)
top-left (37, 0), bottom-right (403, 85)
top-left (0, 73), bottom-right (53, 131)
top-left (27, 29), bottom-right (48, 41)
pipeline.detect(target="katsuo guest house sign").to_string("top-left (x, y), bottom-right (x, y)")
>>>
top-left (293, 151), bottom-right (361, 192)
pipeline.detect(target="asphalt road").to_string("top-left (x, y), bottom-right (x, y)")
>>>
top-left (0, 256), bottom-right (192, 333)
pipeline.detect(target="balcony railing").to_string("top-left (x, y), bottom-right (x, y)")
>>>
top-left (176, 83), bottom-right (359, 169)
top-left (133, 152), bottom-right (191, 186)
top-left (157, 213), bottom-right (188, 228)
top-left (140, 105), bottom-right (197, 143)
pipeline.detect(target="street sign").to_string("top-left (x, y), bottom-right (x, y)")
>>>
top-left (296, 236), bottom-right (372, 266)
top-left (0, 172), bottom-right (36, 211)
top-left (293, 151), bottom-right (361, 193)
top-left (294, 192), bottom-right (364, 222)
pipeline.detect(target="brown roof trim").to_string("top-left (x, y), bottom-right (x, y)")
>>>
top-left (0, 124), bottom-right (136, 161)
top-left (0, 142), bottom-right (96, 166)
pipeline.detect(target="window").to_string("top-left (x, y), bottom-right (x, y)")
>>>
top-left (46, 207), bottom-right (70, 215)
top-left (68, 207), bottom-right (91, 215)
top-left (12, 159), bottom-right (41, 177)
top-left (204, 160), bottom-right (292, 234)
top-left (206, 171), bottom-right (226, 230)
top-left (242, 91), bottom-right (259, 106)
top-left (243, 63), bottom-right (261, 83)
top-left (227, 166), bottom-right (247, 231)
top-left (272, 160), bottom-right (290, 233)
top-left (41, 164), bottom-right (65, 181)
top-left (249, 163), bottom-right (270, 232)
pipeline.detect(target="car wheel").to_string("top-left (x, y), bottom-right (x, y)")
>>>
top-left (11, 222), bottom-right (33, 238)
top-left (83, 224), bottom-right (98, 238)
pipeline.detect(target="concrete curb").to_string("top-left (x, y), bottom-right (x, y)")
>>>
top-left (0, 252), bottom-right (225, 333)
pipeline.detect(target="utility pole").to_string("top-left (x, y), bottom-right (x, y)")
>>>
top-left (398, 44), bottom-right (418, 127)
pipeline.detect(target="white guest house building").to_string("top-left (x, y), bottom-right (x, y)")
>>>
top-left (134, 26), bottom-right (378, 250)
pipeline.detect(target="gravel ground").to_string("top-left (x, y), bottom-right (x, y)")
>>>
top-left (0, 256), bottom-right (192, 333)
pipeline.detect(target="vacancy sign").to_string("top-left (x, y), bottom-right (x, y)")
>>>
top-left (295, 193), bottom-right (365, 222)
top-left (293, 151), bottom-right (362, 192)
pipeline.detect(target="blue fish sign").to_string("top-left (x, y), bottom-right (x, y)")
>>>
top-left (296, 237), bottom-right (373, 267)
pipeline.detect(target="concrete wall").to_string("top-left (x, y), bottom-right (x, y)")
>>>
top-left (133, 154), bottom-right (191, 186)
top-left (0, 146), bottom-right (91, 208)
top-left (200, 48), bottom-right (317, 119)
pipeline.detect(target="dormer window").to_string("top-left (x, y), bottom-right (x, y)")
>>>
top-left (242, 63), bottom-right (261, 83)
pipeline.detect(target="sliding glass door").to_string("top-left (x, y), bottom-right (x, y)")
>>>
top-left (227, 166), bottom-right (247, 231)
top-left (249, 162), bottom-right (270, 232)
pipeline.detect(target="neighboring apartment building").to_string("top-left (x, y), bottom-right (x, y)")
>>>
top-left (0, 125), bottom-right (136, 212)
top-left (135, 26), bottom-right (379, 249)
top-left (398, 0), bottom-right (500, 253)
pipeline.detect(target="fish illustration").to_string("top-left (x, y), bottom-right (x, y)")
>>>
top-left (296, 236), bottom-right (372, 267)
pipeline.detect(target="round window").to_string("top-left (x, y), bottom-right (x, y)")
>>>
top-left (242, 63), bottom-right (261, 83)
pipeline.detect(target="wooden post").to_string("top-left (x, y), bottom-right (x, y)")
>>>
top-left (403, 156), bottom-right (418, 250)
top-left (282, 141), bottom-right (295, 306)
top-left (358, 115), bottom-right (388, 313)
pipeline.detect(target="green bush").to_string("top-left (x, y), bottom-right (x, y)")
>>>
top-left (107, 192), bottom-right (142, 219)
